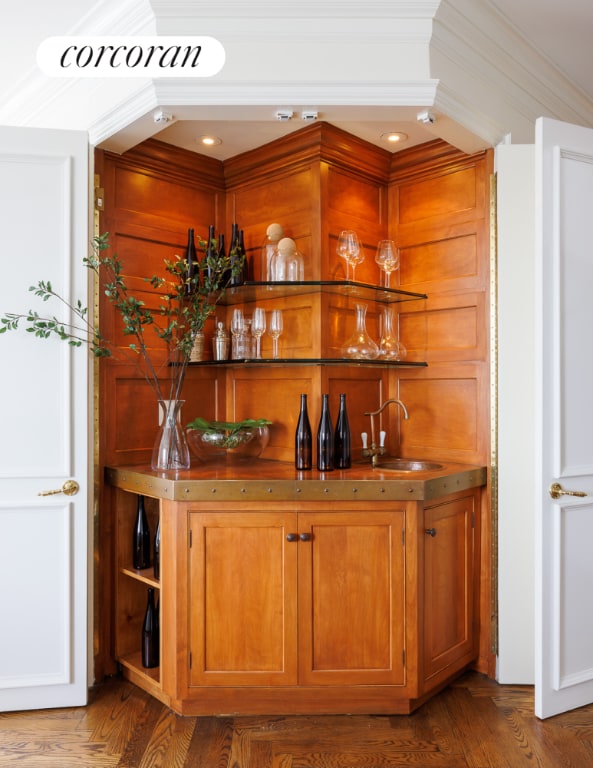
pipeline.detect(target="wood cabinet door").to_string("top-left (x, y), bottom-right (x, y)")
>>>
top-left (298, 509), bottom-right (406, 686)
top-left (423, 491), bottom-right (476, 682)
top-left (188, 511), bottom-right (298, 686)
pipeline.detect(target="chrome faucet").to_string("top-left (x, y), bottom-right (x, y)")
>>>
top-left (362, 399), bottom-right (409, 466)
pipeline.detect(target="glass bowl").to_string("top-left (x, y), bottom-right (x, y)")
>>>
top-left (186, 419), bottom-right (270, 462)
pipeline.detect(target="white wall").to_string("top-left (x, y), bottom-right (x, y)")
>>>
top-left (495, 143), bottom-right (535, 683)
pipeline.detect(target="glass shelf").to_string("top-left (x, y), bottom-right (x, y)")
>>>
top-left (218, 280), bottom-right (427, 306)
top-left (189, 358), bottom-right (427, 368)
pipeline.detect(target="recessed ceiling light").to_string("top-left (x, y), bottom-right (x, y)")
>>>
top-left (197, 135), bottom-right (222, 147)
top-left (380, 131), bottom-right (408, 144)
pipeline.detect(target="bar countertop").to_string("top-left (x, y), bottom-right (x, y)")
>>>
top-left (105, 459), bottom-right (487, 503)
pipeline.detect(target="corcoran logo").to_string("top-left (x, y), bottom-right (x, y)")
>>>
top-left (37, 36), bottom-right (225, 78)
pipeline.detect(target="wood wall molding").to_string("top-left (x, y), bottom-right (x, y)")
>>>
top-left (105, 137), bottom-right (226, 191)
top-left (389, 139), bottom-right (487, 184)
top-left (224, 122), bottom-right (391, 188)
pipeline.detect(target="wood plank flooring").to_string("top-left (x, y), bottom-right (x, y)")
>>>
top-left (1, 671), bottom-right (592, 767)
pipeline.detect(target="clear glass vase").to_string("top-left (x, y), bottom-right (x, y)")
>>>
top-left (151, 399), bottom-right (191, 471)
top-left (379, 306), bottom-right (399, 359)
top-left (379, 306), bottom-right (407, 361)
top-left (340, 302), bottom-right (379, 359)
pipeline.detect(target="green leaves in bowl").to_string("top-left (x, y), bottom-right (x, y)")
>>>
top-left (186, 417), bottom-right (272, 434)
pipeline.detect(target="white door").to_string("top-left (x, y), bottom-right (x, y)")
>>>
top-left (535, 116), bottom-right (593, 718)
top-left (0, 126), bottom-right (90, 711)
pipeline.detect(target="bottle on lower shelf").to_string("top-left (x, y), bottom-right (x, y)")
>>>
top-left (133, 494), bottom-right (151, 570)
top-left (142, 587), bottom-right (159, 669)
top-left (153, 518), bottom-right (160, 580)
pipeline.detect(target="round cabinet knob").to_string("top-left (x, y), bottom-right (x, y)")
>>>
top-left (425, 528), bottom-right (437, 537)
top-left (286, 533), bottom-right (298, 542)
top-left (299, 533), bottom-right (312, 542)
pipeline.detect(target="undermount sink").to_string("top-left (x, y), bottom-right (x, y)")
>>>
top-left (374, 459), bottom-right (444, 472)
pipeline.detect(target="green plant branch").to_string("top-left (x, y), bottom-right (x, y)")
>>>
top-left (0, 231), bottom-right (242, 405)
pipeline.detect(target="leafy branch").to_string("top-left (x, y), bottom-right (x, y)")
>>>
top-left (0, 231), bottom-right (241, 403)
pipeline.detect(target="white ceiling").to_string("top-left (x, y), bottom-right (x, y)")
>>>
top-left (1, 0), bottom-right (592, 160)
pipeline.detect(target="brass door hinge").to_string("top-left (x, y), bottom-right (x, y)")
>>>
top-left (94, 182), bottom-right (104, 211)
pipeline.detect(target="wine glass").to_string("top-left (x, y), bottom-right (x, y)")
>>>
top-left (375, 240), bottom-right (400, 288)
top-left (252, 307), bottom-right (266, 358)
top-left (230, 308), bottom-right (245, 358)
top-left (269, 309), bottom-right (283, 359)
top-left (336, 230), bottom-right (364, 281)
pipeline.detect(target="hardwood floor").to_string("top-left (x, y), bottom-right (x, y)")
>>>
top-left (1, 671), bottom-right (592, 767)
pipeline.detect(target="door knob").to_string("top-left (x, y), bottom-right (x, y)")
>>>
top-left (549, 482), bottom-right (587, 500)
top-left (38, 479), bottom-right (80, 497)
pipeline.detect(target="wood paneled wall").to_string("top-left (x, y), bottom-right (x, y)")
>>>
top-left (388, 141), bottom-right (493, 674)
top-left (95, 124), bottom-right (493, 679)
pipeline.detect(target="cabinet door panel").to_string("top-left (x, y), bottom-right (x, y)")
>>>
top-left (423, 493), bottom-right (475, 681)
top-left (189, 512), bottom-right (297, 686)
top-left (298, 510), bottom-right (406, 686)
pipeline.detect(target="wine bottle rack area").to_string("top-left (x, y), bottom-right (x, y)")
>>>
top-left (116, 491), bottom-right (163, 693)
top-left (121, 566), bottom-right (159, 588)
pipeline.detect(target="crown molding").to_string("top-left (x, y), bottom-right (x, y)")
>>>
top-left (5, 0), bottom-right (593, 155)
top-left (94, 80), bottom-right (440, 154)
top-left (149, 0), bottom-right (441, 19)
top-left (89, 83), bottom-right (160, 148)
top-left (432, 0), bottom-right (593, 143)
top-left (153, 80), bottom-right (439, 106)
top-left (0, 0), bottom-right (155, 128)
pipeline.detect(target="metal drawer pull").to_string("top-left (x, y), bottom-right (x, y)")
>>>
top-left (549, 482), bottom-right (587, 500)
top-left (425, 528), bottom-right (437, 537)
top-left (286, 533), bottom-right (312, 542)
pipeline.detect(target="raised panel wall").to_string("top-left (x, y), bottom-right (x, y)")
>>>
top-left (97, 126), bottom-right (492, 678)
top-left (389, 142), bottom-right (492, 676)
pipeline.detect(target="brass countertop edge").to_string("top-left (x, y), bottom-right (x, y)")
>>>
top-left (105, 464), bottom-right (487, 502)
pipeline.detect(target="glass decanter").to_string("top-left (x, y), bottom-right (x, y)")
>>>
top-left (379, 306), bottom-right (406, 360)
top-left (340, 302), bottom-right (379, 359)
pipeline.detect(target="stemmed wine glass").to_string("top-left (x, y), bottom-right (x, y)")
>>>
top-left (269, 309), bottom-right (283, 359)
top-left (336, 230), bottom-right (365, 281)
top-left (252, 307), bottom-right (266, 358)
top-left (230, 308), bottom-right (245, 358)
top-left (375, 240), bottom-right (400, 288)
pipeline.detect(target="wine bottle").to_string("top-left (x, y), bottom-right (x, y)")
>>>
top-left (141, 587), bottom-right (159, 668)
top-left (202, 224), bottom-right (216, 288)
top-left (133, 495), bottom-right (151, 570)
top-left (229, 222), bottom-right (243, 287)
top-left (295, 393), bottom-right (312, 470)
top-left (317, 393), bottom-right (334, 471)
top-left (185, 227), bottom-right (197, 294)
top-left (334, 393), bottom-right (351, 469)
top-left (239, 228), bottom-right (249, 282)
top-left (153, 517), bottom-right (160, 579)
top-left (218, 232), bottom-right (228, 286)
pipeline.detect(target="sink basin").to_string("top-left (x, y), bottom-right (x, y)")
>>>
top-left (374, 459), bottom-right (444, 472)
